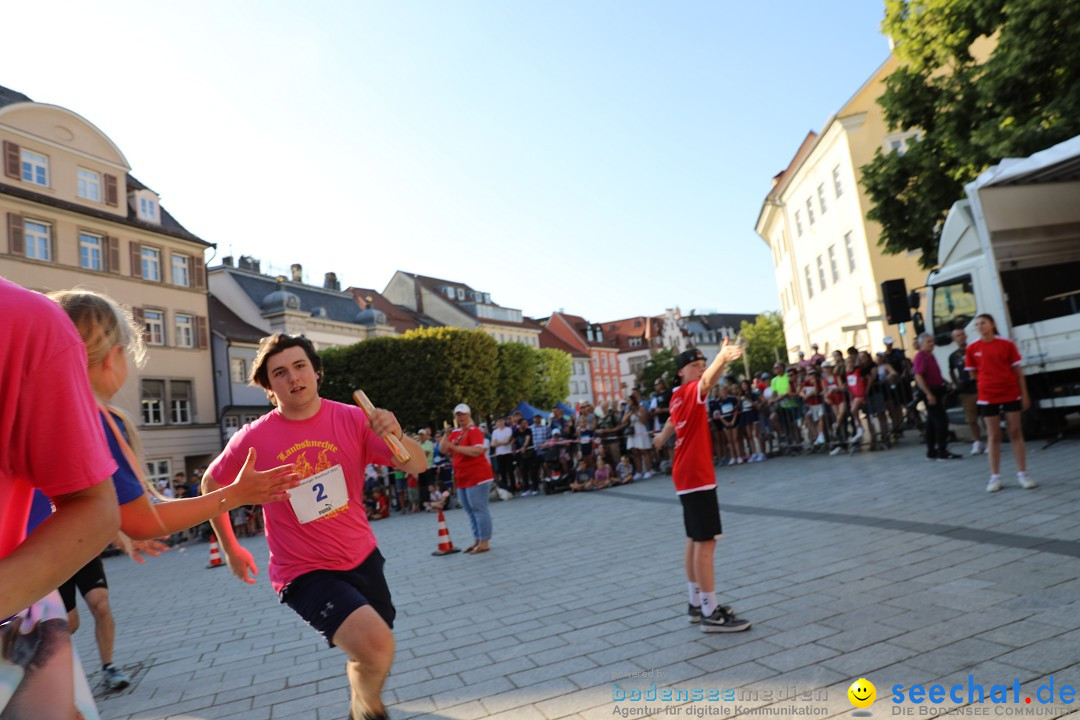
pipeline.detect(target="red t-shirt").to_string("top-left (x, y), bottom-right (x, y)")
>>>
top-left (802, 378), bottom-right (823, 406)
top-left (0, 278), bottom-right (117, 559)
top-left (965, 338), bottom-right (1022, 404)
top-left (670, 379), bottom-right (716, 495)
top-left (448, 426), bottom-right (493, 489)
top-left (846, 371), bottom-right (866, 398)
top-left (204, 399), bottom-right (392, 592)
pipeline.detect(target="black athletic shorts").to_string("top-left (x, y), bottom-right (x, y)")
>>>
top-left (59, 557), bottom-right (108, 612)
top-left (978, 400), bottom-right (1022, 417)
top-left (279, 548), bottom-right (395, 647)
top-left (679, 488), bottom-right (723, 542)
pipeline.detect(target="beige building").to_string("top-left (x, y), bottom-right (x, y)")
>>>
top-left (1, 85), bottom-right (218, 482)
top-left (755, 56), bottom-right (927, 359)
top-left (382, 271), bottom-right (542, 346)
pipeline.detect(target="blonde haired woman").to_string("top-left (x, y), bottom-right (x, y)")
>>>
top-left (40, 289), bottom-right (297, 688)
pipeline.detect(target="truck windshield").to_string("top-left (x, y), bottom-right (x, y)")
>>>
top-left (932, 276), bottom-right (976, 340)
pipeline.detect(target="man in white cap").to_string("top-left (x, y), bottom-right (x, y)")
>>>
top-left (440, 403), bottom-right (494, 554)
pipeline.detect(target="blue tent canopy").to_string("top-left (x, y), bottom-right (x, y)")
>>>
top-left (512, 401), bottom-right (549, 421)
top-left (555, 401), bottom-right (576, 416)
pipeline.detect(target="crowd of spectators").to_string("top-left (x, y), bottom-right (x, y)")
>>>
top-left (243, 335), bottom-right (981, 524)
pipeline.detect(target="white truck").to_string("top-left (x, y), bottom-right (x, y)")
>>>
top-left (921, 134), bottom-right (1080, 437)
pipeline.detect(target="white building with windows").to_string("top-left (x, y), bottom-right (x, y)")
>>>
top-left (0, 84), bottom-right (219, 482)
top-left (755, 56), bottom-right (927, 358)
top-left (382, 271), bottom-right (542, 346)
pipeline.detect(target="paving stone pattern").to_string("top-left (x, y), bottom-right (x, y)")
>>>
top-left (79, 439), bottom-right (1080, 719)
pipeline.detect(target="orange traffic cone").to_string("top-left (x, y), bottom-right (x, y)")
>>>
top-left (432, 510), bottom-right (461, 556)
top-left (207, 533), bottom-right (225, 568)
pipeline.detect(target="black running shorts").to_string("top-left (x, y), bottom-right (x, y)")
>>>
top-left (279, 548), bottom-right (395, 647)
top-left (59, 557), bottom-right (108, 612)
top-left (680, 488), bottom-right (723, 542)
top-left (977, 400), bottom-right (1022, 417)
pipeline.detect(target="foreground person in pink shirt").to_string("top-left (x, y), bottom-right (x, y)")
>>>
top-left (203, 333), bottom-right (426, 720)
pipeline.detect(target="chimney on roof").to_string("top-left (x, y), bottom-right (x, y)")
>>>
top-left (222, 256), bottom-right (234, 267)
top-left (238, 255), bottom-right (261, 273)
top-left (323, 272), bottom-right (340, 291)
top-left (290, 264), bottom-right (303, 283)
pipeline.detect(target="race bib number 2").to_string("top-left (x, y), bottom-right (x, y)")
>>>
top-left (288, 465), bottom-right (348, 524)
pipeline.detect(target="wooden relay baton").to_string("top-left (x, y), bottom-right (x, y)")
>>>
top-left (352, 390), bottom-right (412, 464)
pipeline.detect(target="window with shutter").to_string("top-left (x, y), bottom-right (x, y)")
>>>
top-left (197, 316), bottom-right (209, 349)
top-left (3, 141), bottom-right (19, 179)
top-left (104, 174), bottom-right (118, 207)
top-left (106, 236), bottom-right (120, 274)
top-left (6, 213), bottom-right (24, 255)
top-left (132, 306), bottom-right (147, 341)
top-left (130, 241), bottom-right (142, 278)
top-left (192, 256), bottom-right (205, 289)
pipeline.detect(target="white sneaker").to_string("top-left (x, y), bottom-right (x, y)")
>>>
top-left (1017, 473), bottom-right (1038, 489)
top-left (852, 427), bottom-right (865, 442)
top-left (815, 433), bottom-right (826, 445)
top-left (727, 458), bottom-right (737, 466)
top-left (633, 473), bottom-right (642, 480)
top-left (986, 475), bottom-right (1002, 493)
top-left (643, 471), bottom-right (654, 479)
top-left (971, 440), bottom-right (986, 455)
top-left (829, 446), bottom-right (843, 456)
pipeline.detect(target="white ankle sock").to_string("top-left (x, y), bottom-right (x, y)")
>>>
top-left (687, 582), bottom-right (701, 607)
top-left (701, 592), bottom-right (716, 617)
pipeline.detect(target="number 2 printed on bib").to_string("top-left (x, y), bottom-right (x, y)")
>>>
top-left (288, 464), bottom-right (348, 523)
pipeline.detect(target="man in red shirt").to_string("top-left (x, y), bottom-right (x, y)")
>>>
top-left (654, 341), bottom-right (751, 633)
top-left (440, 403), bottom-right (494, 554)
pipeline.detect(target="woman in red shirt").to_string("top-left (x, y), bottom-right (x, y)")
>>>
top-left (964, 314), bottom-right (1035, 492)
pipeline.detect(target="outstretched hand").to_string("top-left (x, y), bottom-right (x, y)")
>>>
top-left (717, 337), bottom-right (744, 365)
top-left (233, 448), bottom-right (301, 505)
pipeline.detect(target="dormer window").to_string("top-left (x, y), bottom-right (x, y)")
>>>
top-left (131, 189), bottom-right (161, 223)
top-left (139, 197), bottom-right (157, 221)
top-left (444, 286), bottom-right (455, 299)
top-left (456, 288), bottom-right (465, 301)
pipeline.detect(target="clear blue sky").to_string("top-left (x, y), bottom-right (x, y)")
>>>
top-left (3, 1), bottom-right (890, 321)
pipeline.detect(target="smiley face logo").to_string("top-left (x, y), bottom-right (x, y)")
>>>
top-left (848, 678), bottom-right (876, 708)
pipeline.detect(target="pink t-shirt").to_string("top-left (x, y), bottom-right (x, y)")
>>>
top-left (204, 399), bottom-right (393, 592)
top-left (0, 277), bottom-right (117, 559)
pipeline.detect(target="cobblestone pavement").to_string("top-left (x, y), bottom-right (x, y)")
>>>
top-left (78, 437), bottom-right (1080, 720)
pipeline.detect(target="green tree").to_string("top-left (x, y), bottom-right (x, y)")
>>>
top-left (319, 327), bottom-right (499, 430)
top-left (495, 342), bottom-right (539, 414)
top-left (862, 0), bottom-right (1080, 268)
top-left (639, 347), bottom-right (676, 392)
top-left (740, 312), bottom-right (786, 377)
top-left (530, 348), bottom-right (571, 410)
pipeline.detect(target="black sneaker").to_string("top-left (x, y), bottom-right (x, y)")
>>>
top-left (938, 452), bottom-right (962, 460)
top-left (689, 603), bottom-right (733, 624)
top-left (701, 607), bottom-right (751, 633)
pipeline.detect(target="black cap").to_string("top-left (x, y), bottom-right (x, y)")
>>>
top-left (676, 348), bottom-right (706, 370)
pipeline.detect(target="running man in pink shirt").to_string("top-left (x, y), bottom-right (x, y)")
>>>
top-left (203, 334), bottom-right (427, 720)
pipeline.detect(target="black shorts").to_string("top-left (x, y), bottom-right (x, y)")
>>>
top-left (279, 548), bottom-right (395, 647)
top-left (978, 400), bottom-right (1022, 417)
top-left (58, 557), bottom-right (108, 612)
top-left (679, 489), bottom-right (723, 542)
